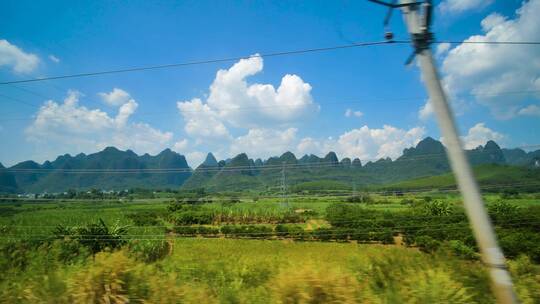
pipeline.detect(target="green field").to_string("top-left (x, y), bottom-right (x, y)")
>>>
top-left (1, 192), bottom-right (540, 303)
top-left (1, 237), bottom-right (540, 303)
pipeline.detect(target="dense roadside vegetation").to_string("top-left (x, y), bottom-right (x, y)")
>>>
top-left (1, 190), bottom-right (540, 303)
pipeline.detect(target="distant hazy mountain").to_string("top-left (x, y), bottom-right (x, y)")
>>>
top-left (0, 163), bottom-right (18, 193)
top-left (502, 148), bottom-right (540, 166)
top-left (1, 137), bottom-right (538, 193)
top-left (4, 147), bottom-right (191, 193)
top-left (182, 137), bottom-right (538, 192)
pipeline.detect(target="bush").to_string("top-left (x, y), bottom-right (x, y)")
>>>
top-left (0, 240), bottom-right (35, 271)
top-left (398, 268), bottom-right (474, 303)
top-left (49, 239), bottom-right (90, 264)
top-left (488, 200), bottom-right (518, 223)
top-left (447, 240), bottom-right (478, 260)
top-left (372, 229), bottom-right (394, 244)
top-left (173, 226), bottom-right (199, 236)
top-left (54, 219), bottom-right (128, 257)
top-left (415, 236), bottom-right (441, 253)
top-left (500, 189), bottom-right (520, 199)
top-left (400, 198), bottom-right (414, 205)
top-left (67, 251), bottom-right (136, 303)
top-left (508, 255), bottom-right (540, 303)
top-left (275, 224), bottom-right (305, 239)
top-left (126, 211), bottom-right (164, 226)
top-left (498, 229), bottom-right (540, 262)
top-left (423, 200), bottom-right (453, 216)
top-left (128, 239), bottom-right (170, 263)
top-left (172, 207), bottom-right (214, 225)
top-left (280, 212), bottom-right (303, 223)
top-left (346, 193), bottom-right (373, 204)
top-left (76, 220), bottom-right (128, 256)
top-left (312, 228), bottom-right (334, 242)
top-left (423, 196), bottom-right (433, 203)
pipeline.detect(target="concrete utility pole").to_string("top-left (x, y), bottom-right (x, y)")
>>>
top-left (397, 1), bottom-right (517, 303)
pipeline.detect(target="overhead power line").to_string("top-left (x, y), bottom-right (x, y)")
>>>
top-left (1, 39), bottom-right (539, 85)
top-left (0, 40), bottom-right (397, 85)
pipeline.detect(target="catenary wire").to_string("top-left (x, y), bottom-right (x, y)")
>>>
top-left (1, 39), bottom-right (540, 85)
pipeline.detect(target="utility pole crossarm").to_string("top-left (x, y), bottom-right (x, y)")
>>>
top-left (398, 1), bottom-right (517, 303)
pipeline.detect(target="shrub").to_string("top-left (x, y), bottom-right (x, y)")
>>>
top-left (173, 226), bottom-right (198, 236)
top-left (68, 251), bottom-right (136, 303)
top-left (423, 200), bottom-right (452, 216)
top-left (345, 193), bottom-right (373, 204)
top-left (488, 200), bottom-right (518, 223)
top-left (128, 239), bottom-right (170, 263)
top-left (498, 229), bottom-right (540, 262)
top-left (281, 212), bottom-right (303, 223)
top-left (196, 226), bottom-right (220, 236)
top-left (372, 229), bottom-right (394, 244)
top-left (447, 240), bottom-right (478, 260)
top-left (54, 219), bottom-right (128, 257)
top-left (312, 228), bottom-right (334, 242)
top-left (126, 211), bottom-right (164, 226)
top-left (423, 196), bottom-right (433, 203)
top-left (398, 268), bottom-right (474, 303)
top-left (500, 189), bottom-right (520, 199)
top-left (508, 255), bottom-right (540, 304)
top-left (75, 219), bottom-right (128, 257)
top-left (415, 236), bottom-right (441, 253)
top-left (0, 240), bottom-right (35, 271)
top-left (172, 208), bottom-right (214, 225)
top-left (400, 198), bottom-right (414, 205)
top-left (49, 239), bottom-right (90, 264)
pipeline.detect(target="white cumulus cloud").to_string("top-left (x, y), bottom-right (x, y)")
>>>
top-left (444, 122), bottom-right (505, 149)
top-left (48, 55), bottom-right (60, 63)
top-left (517, 104), bottom-right (540, 117)
top-left (230, 128), bottom-right (298, 159)
top-left (345, 109), bottom-right (363, 118)
top-left (418, 99), bottom-right (434, 121)
top-left (0, 39), bottom-right (39, 73)
top-left (435, 43), bottom-right (451, 57)
top-left (177, 98), bottom-right (231, 140)
top-left (98, 88), bottom-right (133, 106)
top-left (441, 0), bottom-right (540, 119)
top-left (333, 125), bottom-right (426, 160)
top-left (295, 125), bottom-right (425, 162)
top-left (439, 0), bottom-right (493, 14)
top-left (177, 55), bottom-right (318, 141)
top-left (26, 90), bottom-right (173, 156)
top-left (173, 139), bottom-right (189, 151)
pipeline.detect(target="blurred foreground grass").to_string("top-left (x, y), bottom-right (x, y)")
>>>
top-left (2, 238), bottom-right (540, 303)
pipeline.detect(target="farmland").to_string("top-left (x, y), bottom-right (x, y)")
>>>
top-left (1, 190), bottom-right (540, 303)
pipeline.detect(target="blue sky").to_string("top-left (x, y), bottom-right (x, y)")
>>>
top-left (1, 0), bottom-right (539, 167)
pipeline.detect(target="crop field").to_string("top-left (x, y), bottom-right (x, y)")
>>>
top-left (1, 191), bottom-right (540, 303)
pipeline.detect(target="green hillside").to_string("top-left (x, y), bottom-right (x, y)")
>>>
top-left (383, 164), bottom-right (540, 191)
top-left (2, 137), bottom-right (540, 193)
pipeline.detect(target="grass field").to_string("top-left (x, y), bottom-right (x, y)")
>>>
top-left (1, 193), bottom-right (540, 303)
